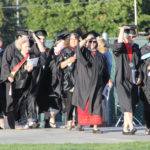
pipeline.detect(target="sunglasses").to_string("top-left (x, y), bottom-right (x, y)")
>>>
top-left (129, 36), bottom-right (136, 39)
top-left (131, 36), bottom-right (136, 39)
top-left (89, 40), bottom-right (97, 43)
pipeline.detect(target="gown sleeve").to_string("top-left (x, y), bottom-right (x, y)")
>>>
top-left (76, 45), bottom-right (89, 66)
top-left (1, 44), bottom-right (15, 81)
top-left (105, 42), bottom-right (123, 56)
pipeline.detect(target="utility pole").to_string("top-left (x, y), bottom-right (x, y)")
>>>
top-left (16, 0), bottom-right (20, 26)
top-left (134, 0), bottom-right (137, 26)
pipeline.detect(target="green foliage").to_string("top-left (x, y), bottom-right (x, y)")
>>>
top-left (0, 0), bottom-right (150, 44)
top-left (0, 0), bottom-right (19, 47)
top-left (25, 0), bottom-right (150, 39)
top-left (0, 2), bottom-right (4, 30)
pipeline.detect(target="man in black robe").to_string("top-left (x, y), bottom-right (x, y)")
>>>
top-left (1, 30), bottom-right (29, 129)
top-left (106, 26), bottom-right (141, 135)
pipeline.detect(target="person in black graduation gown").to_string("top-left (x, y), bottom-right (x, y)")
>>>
top-left (72, 32), bottom-right (109, 133)
top-left (10, 37), bottom-right (33, 128)
top-left (56, 32), bottom-right (80, 130)
top-left (106, 26), bottom-right (141, 135)
top-left (22, 30), bottom-right (47, 128)
top-left (0, 37), bottom-right (5, 129)
top-left (36, 31), bottom-right (61, 128)
top-left (140, 27), bottom-right (150, 135)
top-left (1, 30), bottom-right (29, 129)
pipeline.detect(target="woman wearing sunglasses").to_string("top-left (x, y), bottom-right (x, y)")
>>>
top-left (72, 31), bottom-right (109, 133)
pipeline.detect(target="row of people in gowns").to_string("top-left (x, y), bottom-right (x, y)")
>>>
top-left (0, 26), bottom-right (150, 135)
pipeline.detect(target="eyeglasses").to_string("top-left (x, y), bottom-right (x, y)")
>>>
top-left (89, 40), bottom-right (97, 44)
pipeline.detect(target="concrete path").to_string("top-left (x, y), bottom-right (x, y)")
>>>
top-left (0, 126), bottom-right (149, 144)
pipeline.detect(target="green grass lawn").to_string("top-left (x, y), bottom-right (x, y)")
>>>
top-left (0, 142), bottom-right (150, 150)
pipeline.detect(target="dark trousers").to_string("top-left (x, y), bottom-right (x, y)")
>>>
top-left (5, 83), bottom-right (15, 129)
top-left (66, 92), bottom-right (75, 121)
top-left (7, 111), bottom-right (15, 129)
top-left (143, 100), bottom-right (150, 129)
top-left (144, 111), bottom-right (150, 129)
top-left (13, 89), bottom-right (27, 124)
top-left (26, 95), bottom-right (37, 122)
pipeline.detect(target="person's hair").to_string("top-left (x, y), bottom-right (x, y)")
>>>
top-left (64, 33), bottom-right (80, 47)
top-left (16, 37), bottom-right (29, 50)
top-left (97, 38), bottom-right (108, 53)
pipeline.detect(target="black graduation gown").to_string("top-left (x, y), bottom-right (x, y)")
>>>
top-left (1, 42), bottom-right (18, 81)
top-left (25, 47), bottom-right (47, 119)
top-left (56, 47), bottom-right (76, 94)
top-left (1, 42), bottom-right (19, 113)
top-left (12, 48), bottom-right (47, 120)
top-left (108, 42), bottom-right (141, 112)
top-left (37, 47), bottom-right (60, 113)
top-left (140, 43), bottom-right (150, 108)
top-left (72, 46), bottom-right (109, 115)
top-left (10, 50), bottom-right (31, 121)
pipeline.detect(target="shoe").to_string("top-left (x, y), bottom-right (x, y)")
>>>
top-left (50, 122), bottom-right (57, 128)
top-left (23, 124), bottom-right (29, 129)
top-left (122, 131), bottom-right (131, 135)
top-left (29, 122), bottom-right (40, 129)
top-left (145, 128), bottom-right (150, 135)
top-left (93, 129), bottom-right (103, 134)
top-left (130, 128), bottom-right (137, 135)
top-left (45, 121), bottom-right (51, 128)
top-left (71, 122), bottom-right (76, 128)
top-left (66, 125), bottom-right (72, 130)
top-left (66, 122), bottom-right (72, 131)
top-left (76, 125), bottom-right (84, 131)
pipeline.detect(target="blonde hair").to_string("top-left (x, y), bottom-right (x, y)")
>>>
top-left (16, 37), bottom-right (29, 50)
top-left (97, 38), bottom-right (108, 53)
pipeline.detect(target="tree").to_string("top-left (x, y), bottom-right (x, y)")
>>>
top-left (1, 0), bottom-right (150, 43)
top-left (0, 0), bottom-right (18, 47)
top-left (25, 0), bottom-right (85, 39)
top-left (0, 2), bottom-right (4, 33)
top-left (0, 0), bottom-right (29, 47)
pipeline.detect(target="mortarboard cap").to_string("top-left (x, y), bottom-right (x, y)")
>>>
top-left (55, 32), bottom-right (67, 41)
top-left (70, 27), bottom-right (83, 37)
top-left (82, 30), bottom-right (100, 39)
top-left (35, 29), bottom-right (47, 37)
top-left (63, 27), bottom-right (84, 40)
top-left (55, 27), bottom-right (84, 41)
top-left (145, 28), bottom-right (150, 35)
top-left (16, 29), bottom-right (29, 36)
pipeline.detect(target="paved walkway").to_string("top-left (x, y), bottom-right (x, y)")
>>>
top-left (0, 126), bottom-right (149, 144)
